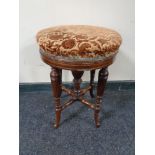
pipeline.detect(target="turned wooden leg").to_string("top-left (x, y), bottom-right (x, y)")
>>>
top-left (72, 71), bottom-right (84, 96)
top-left (90, 70), bottom-right (95, 98)
top-left (50, 68), bottom-right (62, 128)
top-left (95, 67), bottom-right (109, 128)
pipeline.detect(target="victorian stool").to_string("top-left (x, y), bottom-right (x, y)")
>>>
top-left (36, 25), bottom-right (122, 128)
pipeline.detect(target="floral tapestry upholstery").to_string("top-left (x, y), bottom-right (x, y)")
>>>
top-left (36, 25), bottom-right (122, 61)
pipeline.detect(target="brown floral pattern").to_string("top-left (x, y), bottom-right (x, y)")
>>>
top-left (62, 39), bottom-right (75, 49)
top-left (36, 25), bottom-right (122, 59)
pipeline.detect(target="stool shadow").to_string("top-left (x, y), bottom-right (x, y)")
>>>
top-left (100, 110), bottom-right (115, 124)
top-left (60, 103), bottom-right (115, 127)
top-left (81, 110), bottom-right (115, 125)
top-left (60, 104), bottom-right (87, 125)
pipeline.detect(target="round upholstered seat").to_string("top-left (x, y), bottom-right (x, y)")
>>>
top-left (36, 25), bottom-right (122, 128)
top-left (36, 25), bottom-right (122, 70)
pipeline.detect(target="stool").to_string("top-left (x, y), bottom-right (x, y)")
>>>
top-left (36, 25), bottom-right (122, 128)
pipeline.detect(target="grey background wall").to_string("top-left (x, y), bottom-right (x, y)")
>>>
top-left (19, 0), bottom-right (135, 82)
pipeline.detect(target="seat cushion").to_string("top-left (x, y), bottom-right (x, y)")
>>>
top-left (36, 25), bottom-right (122, 60)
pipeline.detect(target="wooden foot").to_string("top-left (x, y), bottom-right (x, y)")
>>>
top-left (50, 68), bottom-right (62, 128)
top-left (95, 67), bottom-right (108, 128)
top-left (90, 70), bottom-right (95, 98)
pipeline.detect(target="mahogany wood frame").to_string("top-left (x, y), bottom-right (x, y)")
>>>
top-left (40, 49), bottom-right (113, 128)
